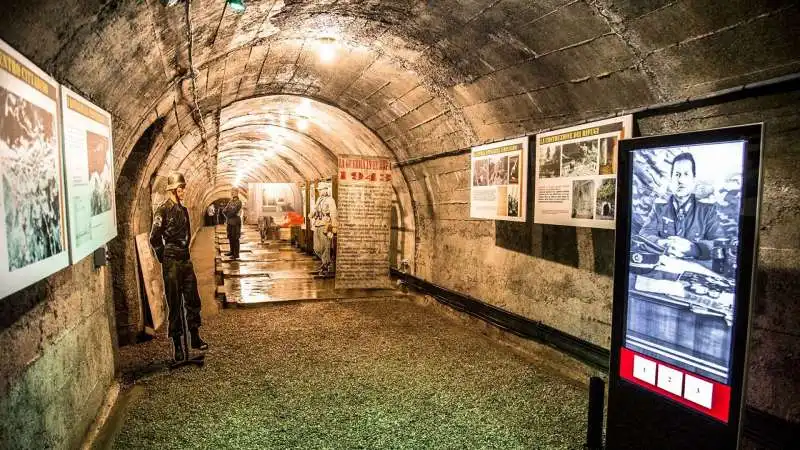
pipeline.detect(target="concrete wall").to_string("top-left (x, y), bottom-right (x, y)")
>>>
top-left (405, 88), bottom-right (800, 422)
top-left (0, 257), bottom-right (116, 449)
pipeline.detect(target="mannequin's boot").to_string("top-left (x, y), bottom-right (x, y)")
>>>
top-left (190, 328), bottom-right (209, 350)
top-left (172, 335), bottom-right (185, 361)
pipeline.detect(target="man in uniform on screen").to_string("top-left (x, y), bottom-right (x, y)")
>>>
top-left (637, 152), bottom-right (725, 260)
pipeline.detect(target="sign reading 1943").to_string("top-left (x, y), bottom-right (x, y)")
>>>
top-left (339, 158), bottom-right (392, 182)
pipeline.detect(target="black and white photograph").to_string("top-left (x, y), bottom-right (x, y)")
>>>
top-left (595, 178), bottom-right (615, 220)
top-left (507, 185), bottom-right (520, 217)
top-left (537, 145), bottom-right (561, 178)
top-left (562, 139), bottom-right (599, 177)
top-left (599, 136), bottom-right (617, 175)
top-left (625, 143), bottom-right (745, 384)
top-left (87, 131), bottom-right (112, 216)
top-left (488, 155), bottom-right (509, 186)
top-left (508, 155), bottom-right (520, 185)
top-left (571, 179), bottom-right (594, 219)
top-left (472, 158), bottom-right (489, 186)
top-left (0, 85), bottom-right (64, 270)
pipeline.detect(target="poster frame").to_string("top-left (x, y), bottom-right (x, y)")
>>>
top-left (533, 115), bottom-right (633, 229)
top-left (0, 39), bottom-right (70, 299)
top-left (59, 85), bottom-right (117, 264)
top-left (469, 136), bottom-right (528, 222)
top-left (606, 123), bottom-right (764, 450)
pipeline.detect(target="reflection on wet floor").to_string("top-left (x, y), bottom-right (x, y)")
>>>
top-left (215, 225), bottom-right (401, 305)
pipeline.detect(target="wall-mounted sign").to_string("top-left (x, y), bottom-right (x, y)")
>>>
top-left (60, 86), bottom-right (117, 263)
top-left (335, 156), bottom-right (393, 289)
top-left (470, 137), bottom-right (527, 222)
top-left (0, 39), bottom-right (70, 299)
top-left (534, 115), bottom-right (633, 229)
top-left (607, 124), bottom-right (763, 450)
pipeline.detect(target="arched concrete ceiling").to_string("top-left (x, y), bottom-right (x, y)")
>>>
top-left (1, 0), bottom-right (798, 212)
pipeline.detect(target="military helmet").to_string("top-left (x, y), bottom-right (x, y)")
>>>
top-left (166, 172), bottom-right (186, 191)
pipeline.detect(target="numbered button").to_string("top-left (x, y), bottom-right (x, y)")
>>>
top-left (657, 364), bottom-right (684, 396)
top-left (684, 375), bottom-right (714, 409)
top-left (632, 355), bottom-right (657, 385)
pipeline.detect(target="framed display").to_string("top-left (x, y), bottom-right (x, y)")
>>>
top-left (470, 136), bottom-right (527, 222)
top-left (0, 39), bottom-right (70, 299)
top-left (607, 124), bottom-right (764, 450)
top-left (534, 115), bottom-right (633, 229)
top-left (60, 86), bottom-right (117, 263)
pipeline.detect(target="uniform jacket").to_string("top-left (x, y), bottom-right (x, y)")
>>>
top-left (150, 197), bottom-right (192, 262)
top-left (223, 197), bottom-right (242, 227)
top-left (312, 195), bottom-right (338, 229)
top-left (638, 194), bottom-right (724, 260)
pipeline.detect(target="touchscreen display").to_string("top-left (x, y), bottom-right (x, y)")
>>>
top-left (620, 141), bottom-right (746, 422)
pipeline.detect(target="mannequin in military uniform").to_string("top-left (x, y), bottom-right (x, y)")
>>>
top-left (222, 188), bottom-right (243, 259)
top-left (149, 172), bottom-right (208, 361)
top-left (312, 184), bottom-right (338, 276)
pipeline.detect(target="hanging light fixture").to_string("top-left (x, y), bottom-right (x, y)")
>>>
top-left (318, 37), bottom-right (337, 63)
top-left (227, 0), bottom-right (246, 13)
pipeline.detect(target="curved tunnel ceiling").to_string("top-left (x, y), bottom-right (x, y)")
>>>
top-left (0, 0), bottom-right (797, 215)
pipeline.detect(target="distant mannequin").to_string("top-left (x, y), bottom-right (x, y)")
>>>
top-left (222, 188), bottom-right (243, 259)
top-left (312, 185), bottom-right (338, 276)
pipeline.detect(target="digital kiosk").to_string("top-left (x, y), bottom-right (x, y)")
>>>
top-left (607, 124), bottom-right (764, 449)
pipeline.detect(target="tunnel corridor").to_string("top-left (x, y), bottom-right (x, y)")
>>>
top-left (1, 0), bottom-right (799, 449)
top-left (105, 223), bottom-right (588, 449)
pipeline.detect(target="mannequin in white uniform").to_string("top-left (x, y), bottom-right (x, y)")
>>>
top-left (312, 184), bottom-right (338, 276)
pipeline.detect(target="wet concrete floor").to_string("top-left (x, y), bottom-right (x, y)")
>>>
top-left (215, 225), bottom-right (401, 305)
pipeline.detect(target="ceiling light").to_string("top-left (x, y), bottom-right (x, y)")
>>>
top-left (297, 118), bottom-right (309, 131)
top-left (227, 0), bottom-right (246, 13)
top-left (162, 0), bottom-right (181, 6)
top-left (318, 37), bottom-right (337, 63)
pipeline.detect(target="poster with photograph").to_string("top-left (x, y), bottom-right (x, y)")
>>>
top-left (534, 115), bottom-right (633, 228)
top-left (470, 137), bottom-right (527, 222)
top-left (61, 86), bottom-right (116, 263)
top-left (0, 40), bottom-right (69, 299)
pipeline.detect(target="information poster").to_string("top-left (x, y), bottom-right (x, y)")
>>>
top-left (61, 86), bottom-right (117, 263)
top-left (534, 115), bottom-right (633, 229)
top-left (0, 39), bottom-right (69, 299)
top-left (335, 156), bottom-right (393, 289)
top-left (470, 137), bottom-right (527, 221)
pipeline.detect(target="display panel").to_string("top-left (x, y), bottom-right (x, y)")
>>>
top-left (534, 115), bottom-right (633, 229)
top-left (61, 86), bottom-right (117, 263)
top-left (623, 141), bottom-right (745, 421)
top-left (335, 157), bottom-right (393, 289)
top-left (607, 124), bottom-right (763, 450)
top-left (470, 137), bottom-right (527, 222)
top-left (0, 39), bottom-right (70, 299)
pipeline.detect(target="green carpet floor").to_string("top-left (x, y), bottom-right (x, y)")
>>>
top-left (114, 299), bottom-right (588, 449)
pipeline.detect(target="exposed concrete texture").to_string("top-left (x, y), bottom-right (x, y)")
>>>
top-left (0, 258), bottom-right (116, 449)
top-left (0, 0), bottom-right (799, 435)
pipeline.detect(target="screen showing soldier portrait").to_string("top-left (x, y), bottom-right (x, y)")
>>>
top-left (87, 131), bottom-right (112, 216)
top-left (625, 142), bottom-right (745, 386)
top-left (0, 85), bottom-right (63, 270)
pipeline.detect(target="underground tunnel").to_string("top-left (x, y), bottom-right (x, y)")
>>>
top-left (0, 0), bottom-right (799, 449)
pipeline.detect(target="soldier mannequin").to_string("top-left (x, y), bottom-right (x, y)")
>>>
top-left (149, 172), bottom-right (208, 361)
top-left (223, 188), bottom-right (243, 259)
top-left (312, 184), bottom-right (338, 276)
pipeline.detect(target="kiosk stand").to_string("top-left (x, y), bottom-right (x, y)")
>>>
top-left (606, 124), bottom-right (764, 449)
